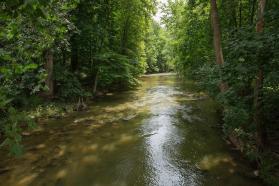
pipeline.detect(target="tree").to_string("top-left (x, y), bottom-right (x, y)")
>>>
top-left (210, 0), bottom-right (227, 92)
top-left (254, 0), bottom-right (267, 151)
top-left (45, 50), bottom-right (54, 97)
top-left (163, 0), bottom-right (279, 183)
top-left (144, 20), bottom-right (172, 73)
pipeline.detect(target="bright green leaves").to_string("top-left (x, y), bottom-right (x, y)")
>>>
top-left (163, 0), bottom-right (212, 77)
top-left (163, 2), bottom-right (279, 183)
top-left (0, 107), bottom-right (36, 156)
top-left (0, 0), bottom-right (157, 156)
top-left (96, 52), bottom-right (139, 90)
top-left (69, 0), bottom-right (155, 92)
top-left (24, 63), bottom-right (38, 71)
top-left (0, 0), bottom-right (78, 156)
top-left (145, 21), bottom-right (172, 73)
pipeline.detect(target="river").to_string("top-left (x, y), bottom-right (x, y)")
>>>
top-left (0, 74), bottom-right (262, 186)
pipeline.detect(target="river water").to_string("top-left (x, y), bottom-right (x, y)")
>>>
top-left (0, 74), bottom-right (262, 186)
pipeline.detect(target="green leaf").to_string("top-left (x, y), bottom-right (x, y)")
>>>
top-left (24, 63), bottom-right (38, 71)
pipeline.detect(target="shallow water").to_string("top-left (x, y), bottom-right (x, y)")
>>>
top-left (0, 74), bottom-right (262, 186)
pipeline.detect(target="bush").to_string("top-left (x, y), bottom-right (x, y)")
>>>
top-left (54, 64), bottom-right (91, 100)
top-left (97, 52), bottom-right (140, 91)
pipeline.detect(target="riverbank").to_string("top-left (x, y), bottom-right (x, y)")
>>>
top-left (0, 74), bottom-right (262, 186)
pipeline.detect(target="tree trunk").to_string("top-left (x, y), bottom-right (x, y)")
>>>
top-left (254, 0), bottom-right (267, 151)
top-left (256, 0), bottom-right (265, 33)
top-left (45, 50), bottom-right (54, 97)
top-left (210, 0), bottom-right (228, 92)
top-left (93, 70), bottom-right (99, 95)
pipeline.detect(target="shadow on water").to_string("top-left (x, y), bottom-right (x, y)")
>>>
top-left (0, 74), bottom-right (263, 186)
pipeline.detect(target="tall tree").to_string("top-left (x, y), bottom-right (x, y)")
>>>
top-left (254, 0), bottom-right (267, 151)
top-left (210, 0), bottom-right (227, 92)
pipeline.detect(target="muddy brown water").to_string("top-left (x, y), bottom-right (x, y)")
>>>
top-left (0, 74), bottom-right (262, 186)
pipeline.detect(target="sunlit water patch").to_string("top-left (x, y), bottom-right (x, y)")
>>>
top-left (0, 74), bottom-right (262, 186)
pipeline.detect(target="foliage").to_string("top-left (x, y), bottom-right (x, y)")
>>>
top-left (0, 0), bottom-right (157, 155)
top-left (54, 63), bottom-right (90, 100)
top-left (96, 52), bottom-right (140, 90)
top-left (0, 107), bottom-right (35, 156)
top-left (162, 0), bottom-right (213, 78)
top-left (163, 0), bottom-right (279, 184)
top-left (28, 103), bottom-right (75, 119)
top-left (0, 0), bottom-right (78, 154)
top-left (69, 0), bottom-right (156, 92)
top-left (144, 21), bottom-right (173, 73)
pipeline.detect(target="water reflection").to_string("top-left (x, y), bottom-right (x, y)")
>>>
top-left (0, 74), bottom-right (262, 186)
top-left (141, 84), bottom-right (200, 186)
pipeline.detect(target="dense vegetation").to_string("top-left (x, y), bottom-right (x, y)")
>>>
top-left (1, 0), bottom-right (278, 184)
top-left (145, 20), bottom-right (174, 73)
top-left (0, 0), bottom-right (174, 156)
top-left (163, 0), bottom-right (279, 184)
